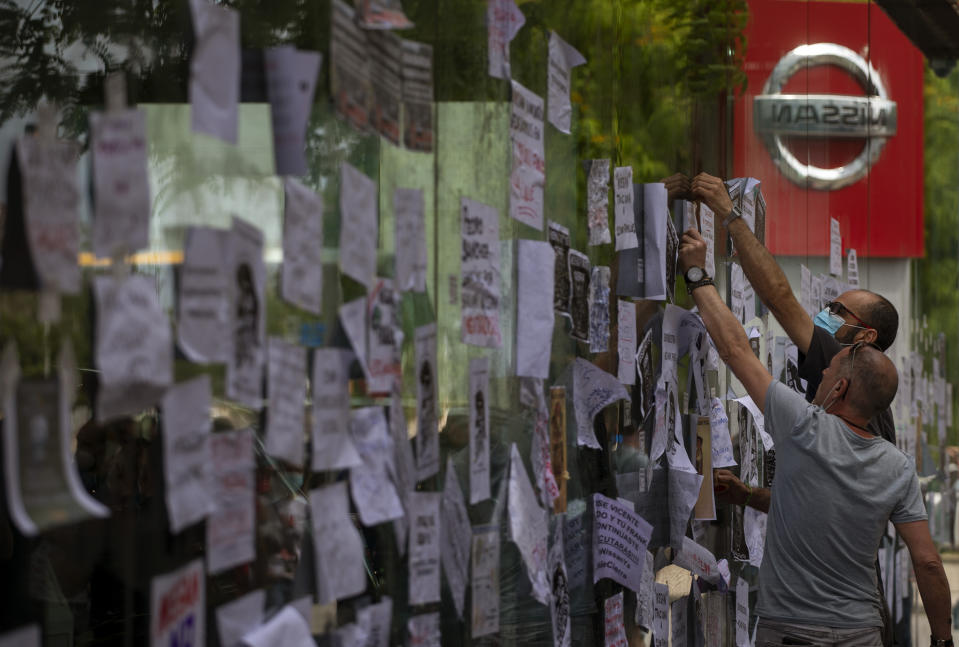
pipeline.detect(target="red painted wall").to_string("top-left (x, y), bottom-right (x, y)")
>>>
top-left (733, 0), bottom-right (924, 258)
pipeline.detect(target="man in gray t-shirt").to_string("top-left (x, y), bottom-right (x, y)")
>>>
top-left (677, 228), bottom-right (952, 646)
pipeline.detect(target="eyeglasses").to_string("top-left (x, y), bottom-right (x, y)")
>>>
top-left (825, 300), bottom-right (873, 331)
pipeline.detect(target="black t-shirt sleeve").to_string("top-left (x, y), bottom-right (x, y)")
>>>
top-left (797, 325), bottom-right (841, 403)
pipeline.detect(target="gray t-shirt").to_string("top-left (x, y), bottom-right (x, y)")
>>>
top-left (756, 382), bottom-right (926, 628)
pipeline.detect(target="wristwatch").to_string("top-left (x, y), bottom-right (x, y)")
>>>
top-left (723, 204), bottom-right (743, 228)
top-left (684, 266), bottom-right (714, 295)
top-left (931, 638), bottom-right (954, 647)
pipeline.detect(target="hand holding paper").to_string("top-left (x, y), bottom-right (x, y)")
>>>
top-left (690, 172), bottom-right (734, 220)
top-left (678, 228), bottom-right (708, 273)
top-left (661, 173), bottom-right (691, 202)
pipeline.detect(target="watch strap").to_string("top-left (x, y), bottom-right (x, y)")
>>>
top-left (686, 277), bottom-right (715, 296)
top-left (723, 204), bottom-right (743, 228)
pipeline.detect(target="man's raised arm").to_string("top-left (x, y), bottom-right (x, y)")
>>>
top-left (689, 173), bottom-right (815, 355)
top-left (678, 228), bottom-right (773, 413)
top-left (895, 519), bottom-right (952, 641)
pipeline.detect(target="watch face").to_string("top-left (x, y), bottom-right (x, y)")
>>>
top-left (686, 267), bottom-right (704, 283)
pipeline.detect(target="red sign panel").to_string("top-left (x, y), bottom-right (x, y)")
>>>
top-left (733, 0), bottom-right (924, 258)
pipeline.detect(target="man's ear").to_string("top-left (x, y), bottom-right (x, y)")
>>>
top-left (858, 328), bottom-right (878, 345)
top-left (835, 376), bottom-right (850, 399)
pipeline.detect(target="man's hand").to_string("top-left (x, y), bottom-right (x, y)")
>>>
top-left (714, 469), bottom-right (750, 505)
top-left (690, 172), bottom-right (734, 219)
top-left (662, 173), bottom-right (691, 202)
top-left (678, 228), bottom-right (708, 274)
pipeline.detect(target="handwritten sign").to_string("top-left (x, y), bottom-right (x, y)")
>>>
top-left (509, 81), bottom-right (545, 230)
top-left (604, 592), bottom-right (628, 647)
top-left (408, 491), bottom-right (441, 605)
top-left (150, 559), bottom-right (205, 647)
top-left (586, 159), bottom-right (611, 245)
top-left (460, 197), bottom-right (502, 348)
top-left (161, 377), bottom-right (214, 533)
top-left (265, 338), bottom-right (306, 467)
top-left (469, 357), bottom-right (491, 504)
top-left (408, 612), bottom-right (440, 647)
top-left (613, 167), bottom-right (637, 250)
top-left (207, 428), bottom-right (255, 574)
top-left (592, 493), bottom-right (652, 591)
top-left (487, 0), bottom-right (525, 79)
top-left (367, 278), bottom-right (400, 393)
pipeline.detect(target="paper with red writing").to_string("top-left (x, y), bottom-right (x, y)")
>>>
top-left (90, 108), bottom-right (150, 257)
top-left (586, 159), bottom-right (611, 246)
top-left (150, 559), bottom-right (205, 647)
top-left (460, 197), bottom-right (502, 348)
top-left (407, 612), bottom-right (440, 647)
top-left (207, 428), bottom-right (255, 574)
top-left (674, 536), bottom-right (721, 585)
top-left (592, 492), bottom-right (652, 592)
top-left (516, 240), bottom-right (554, 377)
top-left (487, 0), bottom-right (525, 79)
top-left (509, 81), bottom-right (545, 230)
top-left (508, 443), bottom-right (550, 604)
top-left (17, 134), bottom-right (80, 294)
top-left (367, 278), bottom-right (401, 393)
top-left (189, 0), bottom-right (239, 144)
top-left (604, 592), bottom-right (628, 647)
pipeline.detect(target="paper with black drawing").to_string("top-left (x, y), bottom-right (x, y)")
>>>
top-left (227, 217), bottom-right (266, 408)
top-left (415, 323), bottom-right (439, 481)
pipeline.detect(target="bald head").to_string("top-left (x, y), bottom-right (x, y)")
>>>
top-left (833, 344), bottom-right (899, 419)
top-left (838, 290), bottom-right (899, 351)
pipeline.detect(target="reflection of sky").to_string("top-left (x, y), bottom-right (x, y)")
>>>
top-left (143, 104), bottom-right (283, 257)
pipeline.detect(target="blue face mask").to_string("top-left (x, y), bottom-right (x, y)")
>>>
top-left (814, 308), bottom-right (845, 335)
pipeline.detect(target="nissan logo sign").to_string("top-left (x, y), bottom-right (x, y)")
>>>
top-left (754, 43), bottom-right (897, 191)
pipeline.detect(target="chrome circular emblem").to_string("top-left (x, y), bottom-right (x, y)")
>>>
top-left (753, 43), bottom-right (897, 191)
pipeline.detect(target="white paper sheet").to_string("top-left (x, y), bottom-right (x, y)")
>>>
top-left (847, 248), bottom-right (859, 288)
top-left (339, 162), bottom-right (378, 289)
top-left (549, 522), bottom-right (571, 647)
top-left (357, 597), bottom-right (392, 647)
top-left (709, 398), bottom-right (737, 468)
top-left (587, 159), bottom-right (611, 246)
top-left (161, 376), bottom-right (214, 533)
top-left (265, 47), bottom-right (321, 176)
top-left (675, 536), bottom-right (721, 585)
top-left (507, 443), bottom-right (550, 604)
top-left (691, 205), bottom-right (712, 286)
top-left (150, 559), bottom-right (205, 647)
top-left (527, 381), bottom-right (560, 510)
top-left (207, 428), bottom-right (255, 574)
top-left (241, 606), bottom-right (313, 647)
top-left (592, 493), bottom-right (652, 591)
top-left (339, 296), bottom-right (371, 382)
top-left (265, 338), bottom-right (306, 467)
top-left (216, 590), bottom-right (265, 647)
top-left (178, 227), bottom-right (232, 363)
top-left (613, 167), bottom-right (638, 250)
top-left (90, 108), bottom-right (150, 257)
top-left (572, 358), bottom-right (628, 449)
top-left (414, 323), bottom-right (440, 481)
top-left (460, 197), bottom-right (502, 348)
top-left (604, 591), bottom-right (628, 647)
top-left (395, 187), bottom-right (427, 293)
top-left (643, 183), bottom-right (668, 300)
top-left (546, 30), bottom-right (586, 134)
top-left (471, 525), bottom-right (500, 637)
top-left (441, 459), bottom-right (471, 617)
top-left (588, 266), bottom-right (611, 353)
top-left (311, 481), bottom-right (367, 603)
top-left (736, 577), bottom-right (750, 647)
top-left (17, 134), bottom-right (80, 294)
top-left (744, 506), bottom-right (767, 568)
top-left (408, 491), bottom-right (442, 605)
top-left (652, 582), bottom-right (669, 647)
top-left (734, 395), bottom-right (772, 451)
top-left (487, 0), bottom-right (525, 79)
top-left (617, 300), bottom-right (636, 385)
top-left (227, 217), bottom-right (266, 408)
top-left (350, 406), bottom-right (404, 526)
top-left (667, 468), bottom-right (703, 550)
top-left (468, 357), bottom-right (491, 504)
top-left (0, 626), bottom-right (40, 647)
top-left (829, 217), bottom-right (842, 277)
top-left (281, 177), bottom-right (323, 315)
top-left (517, 239), bottom-right (555, 377)
top-left (189, 0), bottom-right (239, 144)
top-left (408, 612), bottom-right (440, 647)
top-left (0, 343), bottom-right (109, 536)
top-left (312, 347), bottom-right (362, 471)
top-left (93, 275), bottom-right (173, 422)
top-left (635, 550), bottom-right (655, 628)
top-left (367, 278), bottom-right (401, 393)
top-left (510, 80), bottom-right (545, 230)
